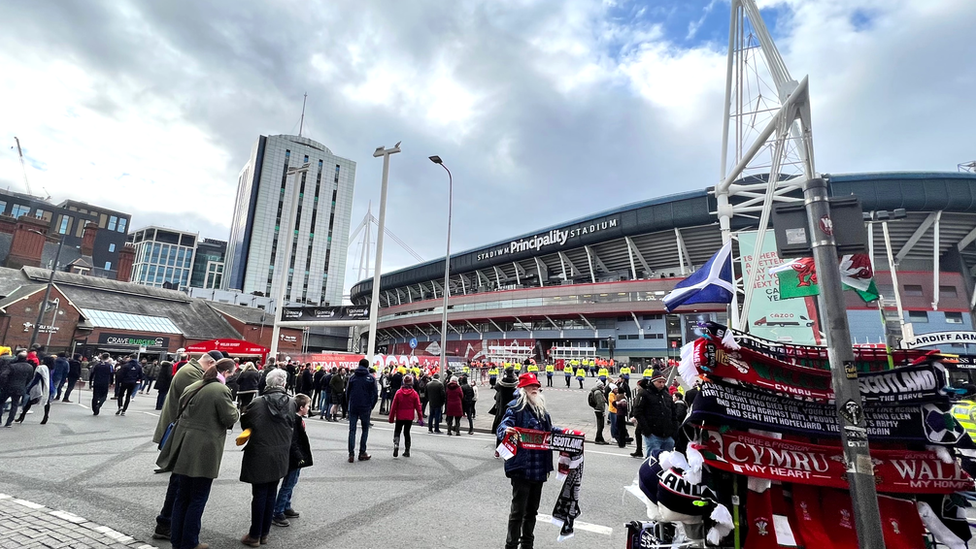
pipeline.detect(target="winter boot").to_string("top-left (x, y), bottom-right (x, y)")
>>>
top-left (393, 437), bottom-right (400, 457)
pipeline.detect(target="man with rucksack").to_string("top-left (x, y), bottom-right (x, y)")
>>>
top-left (589, 381), bottom-right (609, 444)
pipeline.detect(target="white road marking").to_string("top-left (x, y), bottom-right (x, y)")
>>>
top-left (538, 513), bottom-right (613, 536)
top-left (140, 411), bottom-right (160, 417)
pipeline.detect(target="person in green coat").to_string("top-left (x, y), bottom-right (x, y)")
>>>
top-left (151, 350), bottom-right (222, 541)
top-left (156, 358), bottom-right (239, 549)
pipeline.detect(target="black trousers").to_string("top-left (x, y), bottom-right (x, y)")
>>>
top-left (546, 375), bottom-right (552, 387)
top-left (0, 390), bottom-right (21, 426)
top-left (117, 382), bottom-right (137, 412)
top-left (393, 420), bottom-right (413, 450)
top-left (92, 385), bottom-right (109, 414)
top-left (616, 415), bottom-right (630, 448)
top-left (594, 411), bottom-right (606, 442)
top-left (507, 478), bottom-right (544, 549)
top-left (249, 481), bottom-right (279, 539)
top-left (62, 376), bottom-right (80, 401)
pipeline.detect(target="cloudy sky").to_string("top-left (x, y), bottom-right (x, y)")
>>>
top-left (1, 0), bottom-right (973, 296)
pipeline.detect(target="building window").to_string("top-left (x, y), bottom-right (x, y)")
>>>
top-left (10, 204), bottom-right (30, 218)
top-left (904, 284), bottom-right (924, 297)
top-left (946, 312), bottom-right (964, 324)
top-left (58, 216), bottom-right (71, 234)
top-left (34, 209), bottom-right (47, 220)
top-left (109, 243), bottom-right (116, 253)
top-left (0, 201), bottom-right (6, 213)
top-left (940, 285), bottom-right (958, 298)
top-left (118, 218), bottom-right (127, 233)
top-left (104, 261), bottom-right (112, 270)
top-left (908, 310), bottom-right (928, 323)
top-left (108, 215), bottom-right (118, 231)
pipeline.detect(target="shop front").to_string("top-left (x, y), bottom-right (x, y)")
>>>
top-left (75, 330), bottom-right (179, 360)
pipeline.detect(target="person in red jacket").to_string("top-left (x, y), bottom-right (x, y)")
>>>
top-left (388, 375), bottom-right (424, 457)
top-left (445, 377), bottom-right (464, 436)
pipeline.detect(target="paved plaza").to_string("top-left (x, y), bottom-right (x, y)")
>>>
top-left (0, 378), bottom-right (646, 549)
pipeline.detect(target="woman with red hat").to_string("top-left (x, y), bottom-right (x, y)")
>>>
top-left (496, 372), bottom-right (564, 549)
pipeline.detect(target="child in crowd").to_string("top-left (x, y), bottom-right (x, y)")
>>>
top-left (272, 394), bottom-right (314, 527)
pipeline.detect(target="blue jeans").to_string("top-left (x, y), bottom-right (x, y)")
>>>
top-left (347, 411), bottom-right (370, 456)
top-left (170, 475), bottom-right (213, 549)
top-left (643, 434), bottom-right (675, 456)
top-left (273, 469), bottom-right (301, 516)
top-left (428, 407), bottom-right (443, 432)
top-left (157, 472), bottom-right (179, 527)
top-left (608, 412), bottom-right (618, 441)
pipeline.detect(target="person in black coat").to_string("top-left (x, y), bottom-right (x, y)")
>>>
top-left (491, 369), bottom-right (519, 439)
top-left (299, 365), bottom-right (313, 398)
top-left (236, 363), bottom-right (262, 411)
top-left (89, 353), bottom-right (114, 416)
top-left (631, 372), bottom-right (677, 456)
top-left (1, 352), bottom-right (34, 427)
top-left (115, 354), bottom-right (143, 416)
top-left (154, 360), bottom-right (173, 410)
top-left (460, 376), bottom-right (476, 435)
top-left (61, 354), bottom-right (83, 403)
top-left (425, 374), bottom-right (446, 433)
top-left (271, 393), bottom-right (314, 527)
top-left (312, 366), bottom-right (326, 412)
top-left (240, 369), bottom-right (296, 547)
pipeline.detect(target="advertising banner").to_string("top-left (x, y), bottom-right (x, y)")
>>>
top-left (296, 353), bottom-right (464, 370)
top-left (687, 382), bottom-right (966, 445)
top-left (98, 333), bottom-right (170, 350)
top-left (692, 428), bottom-right (974, 494)
top-left (902, 331), bottom-right (976, 349)
top-left (281, 305), bottom-right (370, 322)
top-left (738, 230), bottom-right (821, 344)
top-left (694, 339), bottom-right (950, 404)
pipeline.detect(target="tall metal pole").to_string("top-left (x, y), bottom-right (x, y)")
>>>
top-left (803, 177), bottom-right (885, 547)
top-left (270, 163), bottom-right (310, 360)
top-left (366, 143), bottom-right (401, 363)
top-left (29, 234), bottom-right (65, 349)
top-left (430, 156), bottom-right (453, 373)
top-left (881, 220), bottom-right (908, 344)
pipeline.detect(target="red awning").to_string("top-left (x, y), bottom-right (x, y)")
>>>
top-left (185, 338), bottom-right (270, 357)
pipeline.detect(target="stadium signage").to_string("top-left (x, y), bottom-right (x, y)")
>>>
top-left (476, 217), bottom-right (619, 261)
top-left (902, 331), bottom-right (976, 349)
top-left (98, 333), bottom-right (169, 349)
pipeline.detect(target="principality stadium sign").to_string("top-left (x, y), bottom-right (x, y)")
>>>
top-left (476, 217), bottom-right (619, 261)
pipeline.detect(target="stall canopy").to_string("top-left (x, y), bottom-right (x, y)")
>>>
top-left (186, 338), bottom-right (269, 360)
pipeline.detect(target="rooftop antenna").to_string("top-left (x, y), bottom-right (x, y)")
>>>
top-left (12, 137), bottom-right (33, 196)
top-left (299, 92), bottom-right (307, 137)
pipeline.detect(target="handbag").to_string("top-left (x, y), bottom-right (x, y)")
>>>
top-left (157, 383), bottom-right (207, 450)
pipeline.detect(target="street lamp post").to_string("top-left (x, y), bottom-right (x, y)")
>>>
top-left (29, 232), bottom-right (66, 350)
top-left (429, 155), bottom-right (454, 373)
top-left (365, 142), bottom-right (402, 364)
top-left (269, 162), bottom-right (311, 361)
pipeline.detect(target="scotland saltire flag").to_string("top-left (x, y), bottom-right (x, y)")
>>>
top-left (662, 240), bottom-right (734, 312)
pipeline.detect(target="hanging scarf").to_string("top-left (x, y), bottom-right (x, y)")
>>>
top-left (497, 428), bottom-right (586, 541)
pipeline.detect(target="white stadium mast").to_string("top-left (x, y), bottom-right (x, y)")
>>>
top-left (713, 0), bottom-right (814, 330)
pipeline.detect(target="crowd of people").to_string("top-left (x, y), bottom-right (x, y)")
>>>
top-left (3, 345), bottom-right (688, 549)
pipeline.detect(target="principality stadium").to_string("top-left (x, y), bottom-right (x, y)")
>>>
top-left (351, 171), bottom-right (976, 368)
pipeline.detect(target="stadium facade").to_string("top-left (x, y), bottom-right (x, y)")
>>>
top-left (350, 172), bottom-right (976, 366)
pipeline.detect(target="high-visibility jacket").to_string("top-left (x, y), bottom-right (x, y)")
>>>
top-left (575, 368), bottom-right (587, 378)
top-left (545, 365), bottom-right (555, 375)
top-left (514, 363), bottom-right (522, 372)
top-left (462, 365), bottom-right (470, 374)
top-left (598, 368), bottom-right (609, 379)
top-left (643, 368), bottom-right (654, 379)
top-left (564, 367), bottom-right (573, 376)
top-left (527, 364), bottom-right (539, 373)
top-left (488, 368), bottom-right (498, 378)
top-left (620, 366), bottom-right (632, 378)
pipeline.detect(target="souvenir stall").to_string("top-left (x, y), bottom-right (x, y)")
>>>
top-left (625, 322), bottom-right (976, 549)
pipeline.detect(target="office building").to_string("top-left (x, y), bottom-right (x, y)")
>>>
top-left (224, 134), bottom-right (355, 307)
top-left (130, 226), bottom-right (197, 291)
top-left (190, 238), bottom-right (226, 289)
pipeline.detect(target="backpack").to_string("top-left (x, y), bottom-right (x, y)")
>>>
top-left (587, 390), bottom-right (597, 409)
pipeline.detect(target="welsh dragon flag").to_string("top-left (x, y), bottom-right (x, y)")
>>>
top-left (769, 254), bottom-right (880, 303)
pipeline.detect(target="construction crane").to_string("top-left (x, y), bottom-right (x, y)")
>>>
top-left (12, 137), bottom-right (33, 196)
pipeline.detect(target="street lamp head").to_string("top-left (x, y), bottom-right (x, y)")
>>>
top-left (429, 155), bottom-right (443, 164)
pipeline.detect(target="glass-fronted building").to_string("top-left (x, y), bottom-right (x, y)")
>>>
top-left (130, 226), bottom-right (197, 291)
top-left (223, 135), bottom-right (356, 307)
top-left (190, 238), bottom-right (226, 289)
